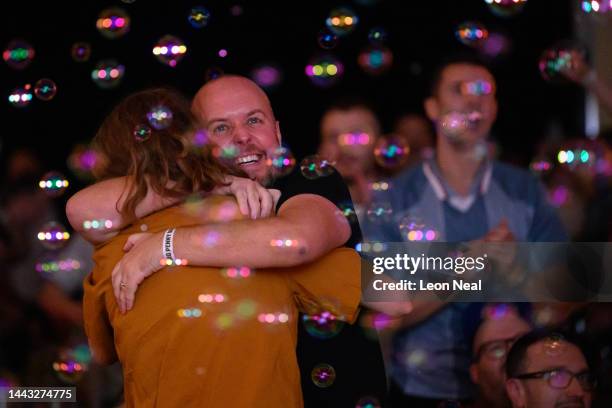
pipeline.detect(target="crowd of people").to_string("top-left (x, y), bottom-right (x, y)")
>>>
top-left (1, 49), bottom-right (611, 407)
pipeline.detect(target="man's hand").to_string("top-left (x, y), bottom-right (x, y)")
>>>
top-left (214, 176), bottom-right (281, 219)
top-left (112, 232), bottom-right (164, 314)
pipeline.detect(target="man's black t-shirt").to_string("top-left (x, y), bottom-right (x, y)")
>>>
top-left (272, 167), bottom-right (388, 407)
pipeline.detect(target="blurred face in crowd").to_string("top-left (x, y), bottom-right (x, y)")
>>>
top-left (506, 340), bottom-right (593, 408)
top-left (471, 312), bottom-right (531, 408)
top-left (319, 106), bottom-right (380, 179)
top-left (394, 114), bottom-right (434, 154)
top-left (192, 76), bottom-right (282, 182)
top-left (425, 63), bottom-right (498, 148)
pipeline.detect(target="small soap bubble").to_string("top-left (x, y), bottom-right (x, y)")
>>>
top-left (358, 46), bottom-right (393, 75)
top-left (71, 42), bottom-right (91, 62)
top-left (311, 363), bottom-right (336, 388)
top-left (484, 0), bottom-right (528, 18)
top-left (188, 6), bottom-right (211, 28)
top-left (39, 171), bottom-right (69, 197)
top-left (147, 105), bottom-right (173, 130)
top-left (543, 333), bottom-right (566, 357)
top-left (300, 155), bottom-right (335, 179)
top-left (368, 27), bottom-right (388, 45)
top-left (455, 22), bottom-right (489, 47)
top-left (318, 29), bottom-right (339, 50)
top-left (37, 222), bottom-right (71, 250)
top-left (153, 35), bottom-right (187, 68)
top-left (3, 39), bottom-right (35, 69)
top-left (134, 124), bottom-right (152, 141)
top-left (374, 136), bottom-right (410, 169)
top-left (326, 7), bottom-right (359, 36)
top-left (303, 311), bottom-right (345, 339)
top-left (34, 79), bottom-right (57, 101)
top-left (91, 60), bottom-right (125, 89)
top-left (539, 42), bottom-right (587, 83)
top-left (266, 147), bottom-right (296, 177)
top-left (366, 201), bottom-right (393, 223)
top-left (96, 7), bottom-right (130, 39)
top-left (356, 397), bottom-right (382, 408)
top-left (305, 54), bottom-right (344, 87)
top-left (8, 85), bottom-right (33, 108)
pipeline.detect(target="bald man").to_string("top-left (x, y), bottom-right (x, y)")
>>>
top-left (68, 76), bottom-right (389, 406)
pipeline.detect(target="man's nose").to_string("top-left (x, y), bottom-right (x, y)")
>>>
top-left (231, 124), bottom-right (252, 145)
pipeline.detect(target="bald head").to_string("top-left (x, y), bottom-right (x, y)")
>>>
top-left (192, 75), bottom-right (275, 123)
top-left (191, 75), bottom-right (281, 181)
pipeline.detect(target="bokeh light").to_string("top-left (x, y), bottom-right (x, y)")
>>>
top-left (8, 85), bottom-right (33, 108)
top-left (82, 219), bottom-right (113, 231)
top-left (326, 7), bottom-right (359, 36)
top-left (456, 21), bottom-right (489, 47)
top-left (582, 0), bottom-right (612, 14)
top-left (96, 7), bottom-right (131, 39)
top-left (37, 222), bottom-right (71, 250)
top-left (358, 45), bottom-right (393, 75)
top-left (366, 201), bottom-right (393, 223)
top-left (67, 145), bottom-right (100, 180)
top-left (3, 39), bottom-right (35, 69)
top-left (153, 35), bottom-right (187, 67)
top-left (368, 27), bottom-right (388, 45)
top-left (539, 42), bottom-right (586, 83)
top-left (34, 79), bottom-right (57, 101)
top-left (356, 396), bottom-right (382, 408)
top-left (305, 54), bottom-right (344, 87)
top-left (222, 266), bottom-right (253, 279)
top-left (71, 42), bottom-right (91, 62)
top-left (484, 0), bottom-right (528, 17)
top-left (250, 63), bottom-right (283, 90)
top-left (39, 171), bottom-right (69, 197)
top-left (91, 60), bottom-right (125, 89)
top-left (399, 215), bottom-right (438, 242)
top-left (133, 124), bottom-right (152, 141)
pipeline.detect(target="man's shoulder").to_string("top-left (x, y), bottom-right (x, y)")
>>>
top-left (491, 160), bottom-right (542, 199)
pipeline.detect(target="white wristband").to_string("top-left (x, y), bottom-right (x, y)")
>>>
top-left (162, 228), bottom-right (176, 261)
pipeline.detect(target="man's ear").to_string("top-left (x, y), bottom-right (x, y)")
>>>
top-left (505, 379), bottom-right (525, 408)
top-left (275, 121), bottom-right (282, 144)
top-left (469, 363), bottom-right (479, 385)
top-left (424, 97), bottom-right (440, 122)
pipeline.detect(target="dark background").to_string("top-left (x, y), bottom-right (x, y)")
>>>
top-left (1, 0), bottom-right (583, 186)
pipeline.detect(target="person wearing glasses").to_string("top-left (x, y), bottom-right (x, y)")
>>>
top-left (505, 330), bottom-right (595, 408)
top-left (469, 304), bottom-right (532, 408)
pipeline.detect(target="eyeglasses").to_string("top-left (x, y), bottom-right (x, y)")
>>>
top-left (475, 336), bottom-right (519, 361)
top-left (514, 368), bottom-right (597, 392)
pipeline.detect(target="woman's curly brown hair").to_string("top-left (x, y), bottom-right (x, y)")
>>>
top-left (92, 87), bottom-right (240, 219)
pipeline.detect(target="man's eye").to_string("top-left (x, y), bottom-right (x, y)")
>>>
top-left (214, 124), bottom-right (229, 133)
top-left (247, 117), bottom-right (262, 125)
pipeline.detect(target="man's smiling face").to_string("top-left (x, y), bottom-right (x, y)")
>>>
top-left (192, 76), bottom-right (282, 182)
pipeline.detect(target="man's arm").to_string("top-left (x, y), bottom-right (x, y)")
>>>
top-left (172, 193), bottom-right (351, 267)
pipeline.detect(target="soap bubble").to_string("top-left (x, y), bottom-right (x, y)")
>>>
top-left (250, 63), bottom-right (283, 90)
top-left (147, 105), bottom-right (173, 130)
top-left (71, 42), bottom-right (92, 62)
top-left (456, 21), bottom-right (489, 47)
top-left (326, 7), bottom-right (359, 36)
top-left (374, 135), bottom-right (410, 169)
top-left (3, 39), bottom-right (34, 69)
top-left (358, 45), bottom-right (393, 75)
top-left (96, 7), bottom-right (130, 39)
top-left (34, 79), bottom-right (57, 101)
top-left (188, 6), bottom-right (211, 28)
top-left (39, 171), bottom-right (69, 197)
top-left (134, 124), bottom-right (152, 142)
top-left (91, 60), bottom-right (125, 89)
top-left (37, 222), bottom-right (71, 250)
top-left (368, 27), bottom-right (388, 45)
top-left (311, 363), bottom-right (336, 388)
top-left (484, 0), bottom-right (528, 18)
top-left (300, 155), bottom-right (335, 179)
top-left (539, 42), bottom-right (587, 83)
top-left (8, 85), bottom-right (33, 108)
top-left (153, 35), bottom-right (187, 67)
top-left (318, 29), bottom-right (339, 50)
top-left (302, 311), bottom-right (345, 339)
top-left (266, 147), bottom-right (296, 177)
top-left (305, 54), bottom-right (344, 87)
